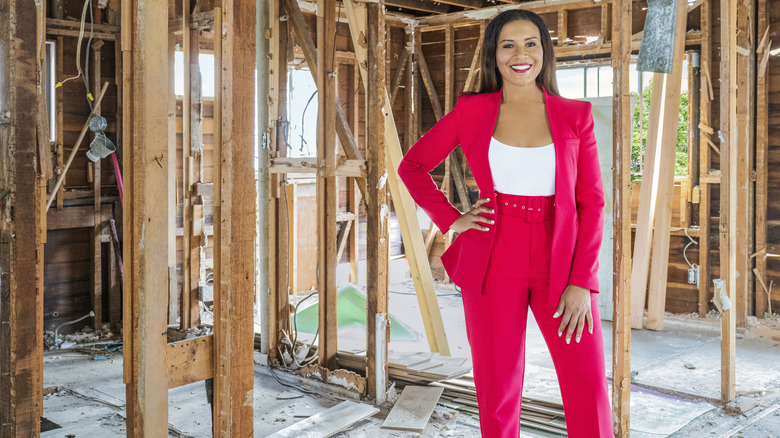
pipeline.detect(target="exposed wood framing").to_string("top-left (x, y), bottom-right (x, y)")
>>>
top-left (0, 2), bottom-right (45, 435)
top-left (166, 335), bottom-right (214, 388)
top-left (698, 0), bottom-right (712, 317)
top-left (755, 0), bottom-right (770, 319)
top-left (557, 10), bottom-right (567, 44)
top-left (646, 0), bottom-right (689, 331)
top-left (92, 39), bottom-right (104, 333)
top-left (345, 0), bottom-right (451, 356)
top-left (611, 0), bottom-right (632, 432)
top-left (285, 0), bottom-right (367, 201)
top-left (416, 0), bottom-right (608, 26)
top-left (389, 46), bottom-right (410, 105)
top-left (182, 0), bottom-right (194, 329)
top-left (317, 0), bottom-right (340, 370)
top-left (123, 0), bottom-right (170, 433)
top-left (734, 0), bottom-right (755, 327)
top-left (167, 0), bottom-right (178, 327)
top-left (213, 1), bottom-right (256, 434)
top-left (720, 0), bottom-right (737, 403)
top-left (630, 71), bottom-right (664, 329)
top-left (365, 1), bottom-right (390, 402)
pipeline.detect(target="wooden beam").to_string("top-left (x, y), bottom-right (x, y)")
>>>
top-left (415, 0), bottom-right (607, 27)
top-left (317, 0), bottom-right (340, 370)
top-left (755, 0), bottom-right (770, 319)
top-left (182, 0), bottom-right (193, 329)
top-left (720, 0), bottom-right (737, 403)
top-left (365, 1), bottom-right (390, 401)
top-left (630, 71), bottom-right (664, 329)
top-left (734, 0), bottom-right (754, 327)
top-left (611, 0), bottom-right (632, 433)
top-left (345, 0), bottom-right (451, 356)
top-left (213, 2), bottom-right (256, 434)
top-left (389, 47), bottom-right (410, 106)
top-left (464, 21), bottom-right (485, 93)
top-left (557, 10), bottom-right (567, 44)
top-left (92, 39), bottom-right (104, 333)
top-left (646, 0), bottom-right (689, 331)
top-left (166, 336), bottom-right (214, 388)
top-left (123, 0), bottom-right (170, 433)
top-left (0, 2), bottom-right (45, 434)
top-left (384, 0), bottom-right (451, 14)
top-left (698, 0), bottom-right (711, 318)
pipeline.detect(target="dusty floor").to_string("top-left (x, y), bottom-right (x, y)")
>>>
top-left (41, 259), bottom-right (780, 437)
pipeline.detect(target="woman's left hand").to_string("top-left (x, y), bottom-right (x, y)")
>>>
top-left (553, 285), bottom-right (593, 344)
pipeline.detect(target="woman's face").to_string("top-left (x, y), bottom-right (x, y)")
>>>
top-left (494, 19), bottom-right (545, 89)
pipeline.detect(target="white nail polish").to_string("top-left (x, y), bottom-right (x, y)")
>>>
top-left (566, 338), bottom-right (571, 344)
top-left (553, 311), bottom-right (560, 318)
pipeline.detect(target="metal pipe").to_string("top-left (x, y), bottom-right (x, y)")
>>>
top-left (257, 0), bottom-right (272, 354)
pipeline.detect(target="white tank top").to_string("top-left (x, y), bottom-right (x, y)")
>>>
top-left (488, 136), bottom-right (556, 196)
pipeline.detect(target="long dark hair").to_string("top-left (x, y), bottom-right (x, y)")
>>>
top-left (469, 9), bottom-right (560, 96)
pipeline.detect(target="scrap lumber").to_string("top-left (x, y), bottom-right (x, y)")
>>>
top-left (646, 0), bottom-right (688, 331)
top-left (381, 386), bottom-right (444, 432)
top-left (266, 400), bottom-right (379, 438)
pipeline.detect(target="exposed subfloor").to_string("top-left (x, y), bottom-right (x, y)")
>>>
top-left (41, 259), bottom-right (780, 437)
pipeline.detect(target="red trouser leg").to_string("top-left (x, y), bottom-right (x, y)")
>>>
top-left (461, 194), bottom-right (611, 438)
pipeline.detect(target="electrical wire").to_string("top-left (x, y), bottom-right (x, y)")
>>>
top-left (682, 227), bottom-right (698, 269)
top-left (54, 0), bottom-right (95, 108)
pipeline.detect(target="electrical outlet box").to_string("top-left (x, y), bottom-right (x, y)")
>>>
top-left (687, 266), bottom-right (700, 287)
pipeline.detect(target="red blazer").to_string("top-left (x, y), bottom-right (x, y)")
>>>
top-left (397, 85), bottom-right (605, 311)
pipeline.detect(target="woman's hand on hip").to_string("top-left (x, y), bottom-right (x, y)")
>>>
top-left (450, 198), bottom-right (495, 233)
top-left (553, 285), bottom-right (593, 344)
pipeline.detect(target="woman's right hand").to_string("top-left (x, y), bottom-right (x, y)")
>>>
top-left (449, 198), bottom-right (495, 233)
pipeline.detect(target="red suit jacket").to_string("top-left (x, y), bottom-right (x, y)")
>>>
top-left (397, 85), bottom-right (605, 311)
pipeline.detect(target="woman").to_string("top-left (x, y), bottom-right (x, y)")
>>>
top-left (397, 9), bottom-right (612, 438)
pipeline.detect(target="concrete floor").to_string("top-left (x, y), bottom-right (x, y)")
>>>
top-left (41, 259), bottom-right (780, 437)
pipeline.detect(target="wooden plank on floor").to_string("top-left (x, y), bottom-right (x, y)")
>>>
top-left (381, 386), bottom-right (444, 431)
top-left (266, 400), bottom-right (379, 438)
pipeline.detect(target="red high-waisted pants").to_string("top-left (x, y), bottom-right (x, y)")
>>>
top-left (460, 193), bottom-right (612, 438)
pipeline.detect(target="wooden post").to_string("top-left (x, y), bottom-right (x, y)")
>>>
top-left (123, 0), bottom-right (170, 433)
top-left (755, 0), bottom-right (770, 319)
top-left (720, 0), bottom-right (737, 403)
top-left (182, 0), bottom-right (193, 329)
top-left (557, 10), bottom-right (567, 45)
top-left (317, 0), bottom-right (340, 370)
top-left (611, 0), bottom-right (632, 433)
top-left (188, 26), bottom-right (203, 328)
top-left (167, 0), bottom-right (178, 327)
top-left (365, 2), bottom-right (390, 402)
top-left (698, 0), bottom-right (712, 318)
top-left (213, 1), bottom-right (257, 434)
top-left (92, 40), bottom-right (104, 333)
top-left (56, 36), bottom-right (65, 210)
top-left (734, 0), bottom-right (755, 327)
top-left (0, 2), bottom-right (45, 435)
top-left (646, 0), bottom-right (689, 331)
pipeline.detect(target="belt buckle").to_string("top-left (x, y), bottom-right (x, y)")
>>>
top-left (528, 198), bottom-right (542, 222)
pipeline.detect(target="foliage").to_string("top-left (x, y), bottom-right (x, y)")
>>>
top-left (631, 81), bottom-right (690, 180)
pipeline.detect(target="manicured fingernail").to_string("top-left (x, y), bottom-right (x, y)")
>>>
top-left (490, 220), bottom-right (495, 224)
top-left (558, 331), bottom-right (562, 337)
top-left (490, 209), bottom-right (495, 213)
top-left (553, 312), bottom-right (560, 318)
top-left (589, 328), bottom-right (593, 334)
top-left (576, 336), bottom-right (581, 343)
top-left (566, 337), bottom-right (571, 344)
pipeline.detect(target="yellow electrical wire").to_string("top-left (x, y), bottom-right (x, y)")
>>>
top-left (54, 0), bottom-right (90, 90)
